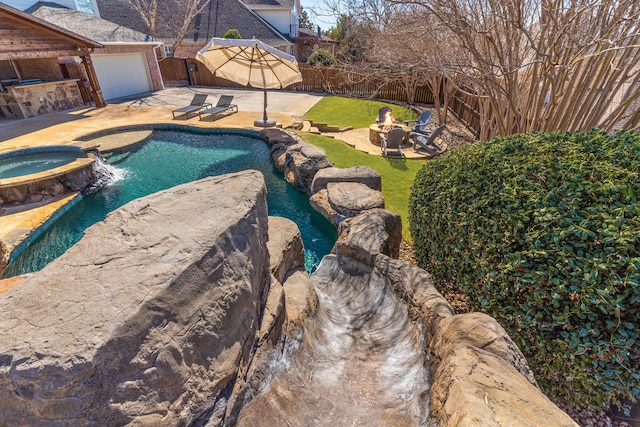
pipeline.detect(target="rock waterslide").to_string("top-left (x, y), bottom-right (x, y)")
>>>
top-left (237, 255), bottom-right (430, 426)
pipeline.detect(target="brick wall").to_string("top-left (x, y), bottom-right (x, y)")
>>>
top-left (0, 60), bottom-right (18, 80)
top-left (15, 58), bottom-right (63, 81)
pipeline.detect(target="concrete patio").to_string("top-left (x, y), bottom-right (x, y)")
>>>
top-left (0, 86), bottom-right (431, 159)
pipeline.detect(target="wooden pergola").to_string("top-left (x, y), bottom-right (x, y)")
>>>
top-left (0, 3), bottom-right (106, 108)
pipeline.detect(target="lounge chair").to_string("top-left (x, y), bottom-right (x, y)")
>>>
top-left (376, 106), bottom-right (393, 124)
top-left (412, 124), bottom-right (446, 154)
top-left (198, 95), bottom-right (238, 121)
top-left (171, 94), bottom-right (212, 119)
top-left (380, 127), bottom-right (406, 157)
top-left (404, 110), bottom-right (433, 135)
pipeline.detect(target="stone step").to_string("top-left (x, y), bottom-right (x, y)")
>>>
top-left (309, 121), bottom-right (353, 133)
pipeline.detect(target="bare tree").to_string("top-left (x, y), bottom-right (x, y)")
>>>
top-left (388, 0), bottom-right (640, 140)
top-left (158, 0), bottom-right (211, 53)
top-left (125, 0), bottom-right (159, 37)
top-left (124, 0), bottom-right (211, 54)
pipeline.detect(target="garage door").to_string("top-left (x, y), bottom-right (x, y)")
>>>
top-left (92, 53), bottom-right (152, 100)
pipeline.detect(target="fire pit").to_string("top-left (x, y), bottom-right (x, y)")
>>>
top-left (369, 123), bottom-right (411, 145)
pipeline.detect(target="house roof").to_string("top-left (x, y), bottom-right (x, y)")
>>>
top-left (242, 0), bottom-right (294, 9)
top-left (27, 2), bottom-right (157, 44)
top-left (0, 2), bottom-right (102, 49)
top-left (296, 27), bottom-right (335, 43)
top-left (95, 0), bottom-right (292, 53)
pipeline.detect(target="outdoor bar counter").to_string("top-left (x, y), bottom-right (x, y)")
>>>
top-left (0, 79), bottom-right (84, 119)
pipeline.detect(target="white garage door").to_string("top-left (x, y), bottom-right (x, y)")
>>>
top-left (92, 53), bottom-right (152, 100)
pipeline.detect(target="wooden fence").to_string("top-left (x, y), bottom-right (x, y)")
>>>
top-left (159, 58), bottom-right (481, 134)
top-left (448, 86), bottom-right (482, 137)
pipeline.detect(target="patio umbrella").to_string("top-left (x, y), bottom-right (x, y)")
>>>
top-left (195, 37), bottom-right (303, 127)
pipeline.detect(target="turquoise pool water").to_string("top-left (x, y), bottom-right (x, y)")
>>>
top-left (3, 130), bottom-right (337, 277)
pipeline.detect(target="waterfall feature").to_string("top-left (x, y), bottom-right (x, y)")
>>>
top-left (84, 152), bottom-right (127, 195)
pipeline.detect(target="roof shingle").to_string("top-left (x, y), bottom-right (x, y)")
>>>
top-left (96, 0), bottom-right (292, 52)
top-left (28, 2), bottom-right (155, 44)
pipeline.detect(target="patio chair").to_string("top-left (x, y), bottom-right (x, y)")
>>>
top-left (198, 95), bottom-right (239, 121)
top-left (172, 94), bottom-right (212, 119)
top-left (404, 110), bottom-right (433, 135)
top-left (412, 124), bottom-right (446, 154)
top-left (375, 106), bottom-right (393, 124)
top-left (380, 127), bottom-right (406, 157)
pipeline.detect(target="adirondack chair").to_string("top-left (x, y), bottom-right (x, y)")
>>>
top-left (404, 110), bottom-right (433, 135)
top-left (412, 124), bottom-right (446, 153)
top-left (380, 127), bottom-right (406, 157)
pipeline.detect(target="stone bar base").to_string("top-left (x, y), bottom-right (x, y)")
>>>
top-left (4, 80), bottom-right (84, 119)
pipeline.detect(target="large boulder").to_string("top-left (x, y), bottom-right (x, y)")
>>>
top-left (267, 216), bottom-right (305, 284)
top-left (428, 312), bottom-right (579, 427)
top-left (309, 183), bottom-right (385, 228)
top-left (334, 208), bottom-right (402, 265)
top-left (310, 166), bottom-right (382, 194)
top-left (0, 170), bottom-right (271, 426)
top-left (283, 143), bottom-right (333, 194)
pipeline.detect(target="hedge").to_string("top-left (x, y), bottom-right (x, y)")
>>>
top-left (409, 129), bottom-right (640, 412)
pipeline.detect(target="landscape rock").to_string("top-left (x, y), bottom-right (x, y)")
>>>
top-left (0, 170), bottom-right (271, 426)
top-left (308, 188), bottom-right (339, 226)
top-left (334, 208), bottom-right (402, 265)
top-left (327, 181), bottom-right (384, 216)
top-left (281, 269), bottom-right (318, 332)
top-left (257, 277), bottom-right (285, 347)
top-left (427, 312), bottom-right (579, 427)
top-left (283, 143), bottom-right (333, 194)
top-left (267, 216), bottom-right (305, 284)
top-left (310, 166), bottom-right (382, 194)
top-left (375, 255), bottom-right (454, 336)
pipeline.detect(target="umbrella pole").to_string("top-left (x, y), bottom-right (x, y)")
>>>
top-left (254, 89), bottom-right (276, 127)
top-left (263, 87), bottom-right (268, 123)
top-left (254, 68), bottom-right (277, 127)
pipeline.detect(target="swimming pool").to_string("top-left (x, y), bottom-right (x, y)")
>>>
top-left (3, 129), bottom-right (337, 277)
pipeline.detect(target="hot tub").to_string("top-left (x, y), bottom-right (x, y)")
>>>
top-left (0, 145), bottom-right (97, 207)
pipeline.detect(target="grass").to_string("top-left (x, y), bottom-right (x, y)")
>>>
top-left (301, 96), bottom-right (424, 242)
top-left (303, 133), bottom-right (425, 243)
top-left (304, 96), bottom-right (416, 129)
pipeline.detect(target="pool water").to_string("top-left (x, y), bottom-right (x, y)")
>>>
top-left (3, 130), bottom-right (337, 277)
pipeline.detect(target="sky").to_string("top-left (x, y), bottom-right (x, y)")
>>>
top-left (300, 0), bottom-right (339, 31)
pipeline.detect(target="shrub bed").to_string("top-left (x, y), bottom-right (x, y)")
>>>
top-left (409, 129), bottom-right (640, 412)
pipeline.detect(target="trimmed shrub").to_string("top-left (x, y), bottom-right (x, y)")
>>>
top-left (409, 129), bottom-right (640, 412)
top-left (223, 29), bottom-right (242, 39)
top-left (307, 49), bottom-right (337, 66)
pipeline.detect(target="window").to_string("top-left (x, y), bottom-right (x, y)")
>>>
top-left (74, 0), bottom-right (96, 15)
top-left (164, 46), bottom-right (174, 57)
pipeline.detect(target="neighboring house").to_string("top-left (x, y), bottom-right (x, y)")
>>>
top-left (4, 0), bottom-right (99, 15)
top-left (293, 27), bottom-right (336, 63)
top-left (241, 0), bottom-right (297, 39)
top-left (27, 2), bottom-right (164, 100)
top-left (95, 0), bottom-right (295, 58)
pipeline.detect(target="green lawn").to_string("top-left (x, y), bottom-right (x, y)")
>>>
top-left (303, 133), bottom-right (425, 243)
top-left (304, 96), bottom-right (416, 129)
top-left (301, 96), bottom-right (424, 242)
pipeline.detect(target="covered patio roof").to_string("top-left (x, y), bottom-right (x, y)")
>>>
top-left (0, 2), bottom-right (106, 107)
